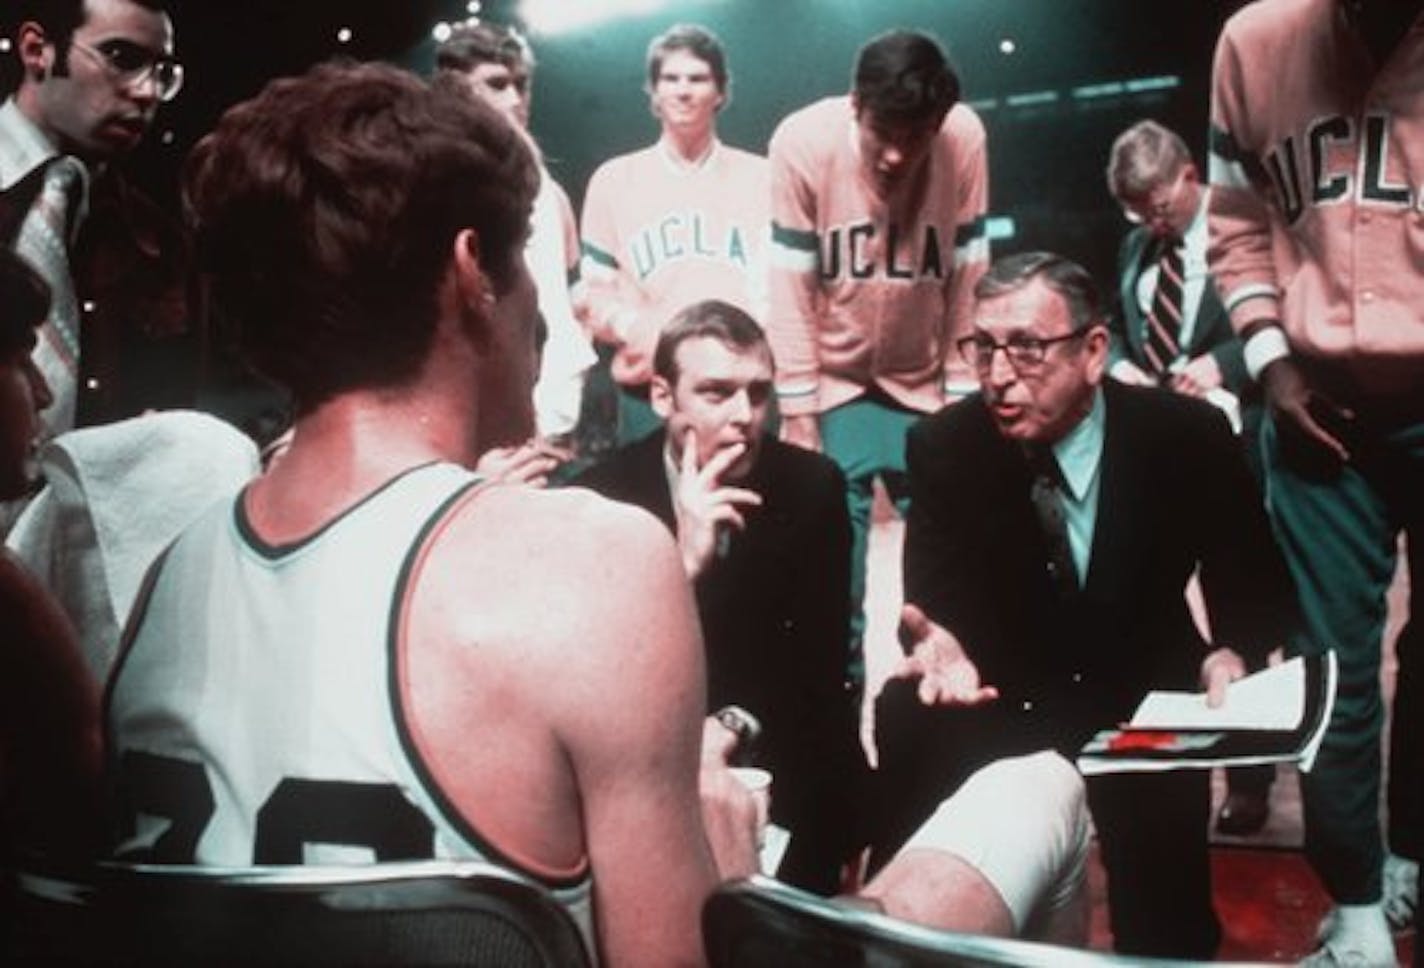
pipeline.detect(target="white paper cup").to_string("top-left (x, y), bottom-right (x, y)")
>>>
top-left (729, 763), bottom-right (774, 831)
top-left (729, 766), bottom-right (772, 797)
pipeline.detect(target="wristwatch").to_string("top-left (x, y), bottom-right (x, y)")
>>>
top-left (713, 704), bottom-right (762, 761)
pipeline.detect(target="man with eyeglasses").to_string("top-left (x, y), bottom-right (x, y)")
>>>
top-left (872, 251), bottom-right (1298, 958)
top-left (1105, 120), bottom-right (1277, 841)
top-left (1105, 121), bottom-right (1257, 445)
top-left (1, 0), bottom-right (190, 449)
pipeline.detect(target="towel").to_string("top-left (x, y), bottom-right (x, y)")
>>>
top-left (6, 410), bottom-right (259, 684)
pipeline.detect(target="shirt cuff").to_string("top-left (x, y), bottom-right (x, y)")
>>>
top-left (1243, 326), bottom-right (1291, 382)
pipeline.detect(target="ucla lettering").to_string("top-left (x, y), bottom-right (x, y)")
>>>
top-left (1263, 112), bottom-right (1415, 224)
top-left (1308, 116), bottom-right (1350, 205)
top-left (627, 210), bottom-right (752, 282)
top-left (1265, 136), bottom-right (1305, 223)
top-left (1362, 115), bottom-right (1410, 205)
top-left (849, 224), bottom-right (875, 279)
top-left (886, 223), bottom-right (913, 279)
top-left (819, 220), bottom-right (946, 282)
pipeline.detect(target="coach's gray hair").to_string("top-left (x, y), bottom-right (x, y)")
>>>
top-left (1105, 119), bottom-right (1192, 201)
top-left (974, 252), bottom-right (1102, 332)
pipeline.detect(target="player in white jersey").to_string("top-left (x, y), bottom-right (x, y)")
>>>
top-left (100, 61), bottom-right (760, 967)
top-left (435, 21), bottom-right (594, 449)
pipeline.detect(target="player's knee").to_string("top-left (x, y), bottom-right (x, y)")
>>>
top-left (988, 751), bottom-right (1089, 870)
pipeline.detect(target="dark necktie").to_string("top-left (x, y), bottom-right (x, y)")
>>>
top-left (1143, 235), bottom-right (1184, 379)
top-left (1026, 447), bottom-right (1079, 599)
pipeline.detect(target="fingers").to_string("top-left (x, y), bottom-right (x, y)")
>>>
top-left (897, 602), bottom-right (931, 651)
top-left (1170, 373), bottom-right (1204, 397)
top-left (887, 652), bottom-right (923, 682)
top-left (501, 449), bottom-right (559, 487)
top-left (1205, 671), bottom-right (1231, 708)
top-left (680, 427), bottom-right (700, 478)
top-left (708, 486), bottom-right (763, 515)
top-left (1201, 648), bottom-right (1245, 708)
top-left (916, 673), bottom-right (999, 707)
top-left (1263, 359), bottom-right (1352, 462)
top-left (698, 441), bottom-right (747, 483)
top-left (701, 715), bottom-right (740, 766)
top-left (699, 765), bottom-right (762, 879)
top-left (1289, 404), bottom-right (1351, 462)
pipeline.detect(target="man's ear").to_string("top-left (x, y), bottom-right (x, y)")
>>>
top-left (17, 22), bottom-right (53, 82)
top-left (1084, 323), bottom-right (1111, 384)
top-left (650, 374), bottom-right (675, 419)
top-left (451, 227), bottom-right (494, 345)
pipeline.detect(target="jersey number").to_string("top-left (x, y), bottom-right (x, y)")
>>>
top-left (114, 750), bottom-right (435, 864)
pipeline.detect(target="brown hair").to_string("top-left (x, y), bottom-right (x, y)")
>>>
top-left (653, 299), bottom-right (769, 383)
top-left (184, 60), bottom-right (537, 413)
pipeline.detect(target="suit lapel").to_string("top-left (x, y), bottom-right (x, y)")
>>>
top-left (1121, 228), bottom-right (1154, 358)
top-left (1183, 274), bottom-right (1228, 358)
top-left (630, 431), bottom-right (678, 533)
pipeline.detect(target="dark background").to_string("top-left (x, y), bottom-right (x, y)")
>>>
top-left (3, 0), bottom-right (1246, 290)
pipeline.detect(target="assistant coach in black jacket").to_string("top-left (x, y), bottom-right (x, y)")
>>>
top-left (576, 300), bottom-right (867, 895)
top-left (874, 252), bottom-right (1298, 958)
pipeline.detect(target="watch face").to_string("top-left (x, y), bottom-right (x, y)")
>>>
top-left (716, 705), bottom-right (762, 747)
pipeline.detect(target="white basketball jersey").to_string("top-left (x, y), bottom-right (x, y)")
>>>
top-left (105, 462), bottom-right (594, 951)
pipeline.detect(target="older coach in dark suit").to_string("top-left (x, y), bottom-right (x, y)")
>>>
top-left (575, 299), bottom-right (867, 895)
top-left (873, 252), bottom-right (1298, 959)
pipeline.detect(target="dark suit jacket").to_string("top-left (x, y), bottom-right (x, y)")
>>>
top-left (874, 381), bottom-right (1297, 853)
top-left (1, 165), bottom-right (196, 427)
top-left (1111, 225), bottom-right (1249, 395)
top-left (574, 431), bottom-right (868, 893)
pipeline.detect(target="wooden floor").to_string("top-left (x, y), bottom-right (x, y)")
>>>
top-left (861, 486), bottom-right (1416, 963)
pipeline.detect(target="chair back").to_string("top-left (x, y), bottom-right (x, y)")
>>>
top-left (703, 875), bottom-right (1234, 967)
top-left (5, 857), bottom-right (593, 967)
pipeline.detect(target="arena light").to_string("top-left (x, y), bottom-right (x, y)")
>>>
top-left (521, 0), bottom-right (716, 35)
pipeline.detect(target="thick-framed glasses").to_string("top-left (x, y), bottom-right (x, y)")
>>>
top-left (69, 38), bottom-right (185, 102)
top-left (1121, 169), bottom-right (1187, 225)
top-left (957, 326), bottom-right (1093, 372)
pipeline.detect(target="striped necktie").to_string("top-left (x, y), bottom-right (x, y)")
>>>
top-left (1143, 235), bottom-right (1184, 379)
top-left (15, 155), bottom-right (87, 436)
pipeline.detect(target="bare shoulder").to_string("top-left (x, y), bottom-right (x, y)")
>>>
top-left (416, 483), bottom-right (694, 669)
top-left (460, 483), bottom-right (675, 564)
top-left (400, 480), bottom-right (705, 837)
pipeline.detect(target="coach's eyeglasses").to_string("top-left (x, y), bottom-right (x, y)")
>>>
top-left (957, 327), bottom-right (1093, 372)
top-left (1121, 168), bottom-right (1187, 226)
top-left (70, 37), bottom-right (185, 102)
